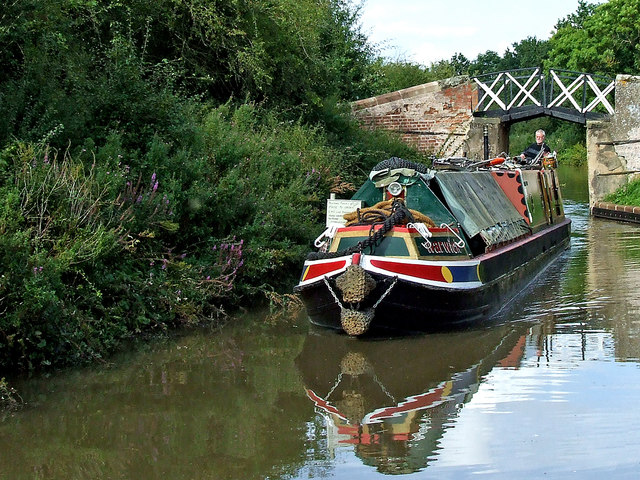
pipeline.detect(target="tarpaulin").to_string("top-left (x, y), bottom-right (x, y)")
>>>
top-left (435, 171), bottom-right (530, 247)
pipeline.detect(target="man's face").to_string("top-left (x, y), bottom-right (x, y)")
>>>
top-left (536, 132), bottom-right (545, 144)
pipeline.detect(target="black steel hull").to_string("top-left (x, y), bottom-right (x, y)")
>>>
top-left (295, 218), bottom-right (571, 333)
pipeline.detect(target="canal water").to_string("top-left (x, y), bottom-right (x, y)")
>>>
top-left (3, 165), bottom-right (640, 479)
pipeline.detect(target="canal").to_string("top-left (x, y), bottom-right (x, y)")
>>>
top-left (2, 165), bottom-right (640, 479)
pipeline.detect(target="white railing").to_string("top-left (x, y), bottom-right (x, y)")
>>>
top-left (474, 68), bottom-right (543, 112)
top-left (548, 70), bottom-right (615, 114)
top-left (473, 68), bottom-right (615, 118)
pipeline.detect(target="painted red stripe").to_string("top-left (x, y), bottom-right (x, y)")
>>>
top-left (305, 388), bottom-right (344, 418)
top-left (302, 260), bottom-right (347, 281)
top-left (368, 387), bottom-right (445, 421)
top-left (370, 259), bottom-right (445, 282)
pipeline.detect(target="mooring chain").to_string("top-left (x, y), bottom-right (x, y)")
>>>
top-left (324, 372), bottom-right (344, 401)
top-left (372, 276), bottom-right (398, 310)
top-left (323, 277), bottom-right (344, 310)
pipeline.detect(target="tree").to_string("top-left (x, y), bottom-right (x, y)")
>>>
top-left (0, 0), bottom-right (384, 149)
top-left (547, 0), bottom-right (640, 74)
top-left (469, 50), bottom-right (504, 75)
top-left (509, 37), bottom-right (550, 70)
top-left (366, 58), bottom-right (434, 94)
top-left (450, 53), bottom-right (470, 76)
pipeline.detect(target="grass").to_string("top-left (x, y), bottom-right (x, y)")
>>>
top-left (603, 177), bottom-right (640, 206)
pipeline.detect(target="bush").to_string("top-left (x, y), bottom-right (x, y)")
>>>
top-left (0, 100), bottom-right (425, 371)
top-left (0, 142), bottom-right (242, 371)
top-left (558, 143), bottom-right (587, 167)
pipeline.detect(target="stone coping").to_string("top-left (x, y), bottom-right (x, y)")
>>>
top-left (352, 76), bottom-right (470, 111)
top-left (591, 201), bottom-right (640, 224)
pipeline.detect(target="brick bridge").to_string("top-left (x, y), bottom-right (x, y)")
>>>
top-left (352, 71), bottom-right (640, 205)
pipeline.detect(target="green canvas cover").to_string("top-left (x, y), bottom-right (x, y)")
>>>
top-left (351, 178), bottom-right (457, 226)
top-left (435, 171), bottom-right (531, 247)
top-left (405, 179), bottom-right (457, 226)
top-left (351, 179), bottom-right (382, 206)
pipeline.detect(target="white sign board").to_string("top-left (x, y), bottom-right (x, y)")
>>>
top-left (326, 199), bottom-right (363, 226)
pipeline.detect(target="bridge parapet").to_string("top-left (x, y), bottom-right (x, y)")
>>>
top-left (352, 76), bottom-right (475, 157)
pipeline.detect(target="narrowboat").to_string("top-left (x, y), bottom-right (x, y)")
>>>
top-left (294, 155), bottom-right (571, 335)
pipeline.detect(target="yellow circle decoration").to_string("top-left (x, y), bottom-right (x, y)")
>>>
top-left (441, 266), bottom-right (453, 283)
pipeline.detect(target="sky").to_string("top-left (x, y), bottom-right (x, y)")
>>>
top-left (359, 0), bottom-right (586, 66)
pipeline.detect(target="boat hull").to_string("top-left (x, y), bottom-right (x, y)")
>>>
top-left (295, 218), bottom-right (571, 333)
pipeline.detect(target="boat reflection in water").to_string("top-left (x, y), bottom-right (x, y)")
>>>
top-left (296, 323), bottom-right (528, 474)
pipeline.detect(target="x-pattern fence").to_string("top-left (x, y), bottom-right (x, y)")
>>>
top-left (473, 68), bottom-right (615, 123)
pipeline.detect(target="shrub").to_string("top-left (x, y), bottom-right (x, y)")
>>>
top-left (558, 143), bottom-right (587, 167)
top-left (0, 98), bottom-right (427, 371)
top-left (0, 142), bottom-right (243, 371)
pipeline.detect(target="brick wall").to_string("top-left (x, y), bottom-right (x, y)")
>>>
top-left (352, 76), bottom-right (477, 157)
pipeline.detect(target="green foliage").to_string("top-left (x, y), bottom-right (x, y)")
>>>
top-left (547, 0), bottom-right (640, 74)
top-left (366, 58), bottom-right (436, 94)
top-left (0, 97), bottom-right (415, 371)
top-left (558, 143), bottom-right (587, 167)
top-left (603, 177), bottom-right (640, 206)
top-left (0, 0), bottom-right (380, 150)
top-left (503, 37), bottom-right (550, 71)
top-left (464, 37), bottom-right (550, 77)
top-left (0, 142), bottom-right (244, 371)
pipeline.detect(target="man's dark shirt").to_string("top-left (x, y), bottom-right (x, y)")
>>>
top-left (522, 142), bottom-right (551, 159)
